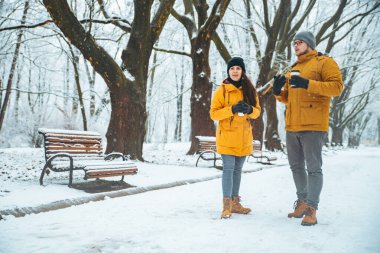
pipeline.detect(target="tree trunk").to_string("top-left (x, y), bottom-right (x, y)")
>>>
top-left (105, 86), bottom-right (146, 159)
top-left (377, 116), bottom-right (380, 145)
top-left (264, 94), bottom-right (282, 150)
top-left (70, 46), bottom-right (87, 130)
top-left (84, 58), bottom-right (96, 117)
top-left (187, 39), bottom-right (215, 154)
top-left (0, 0), bottom-right (29, 131)
top-left (347, 113), bottom-right (372, 148)
top-left (14, 69), bottom-right (21, 122)
top-left (174, 58), bottom-right (185, 142)
top-left (0, 78), bottom-right (2, 105)
top-left (331, 126), bottom-right (344, 146)
top-left (145, 48), bottom-right (158, 143)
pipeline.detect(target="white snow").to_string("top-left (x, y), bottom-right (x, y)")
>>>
top-left (124, 69), bottom-right (135, 82)
top-left (38, 128), bottom-right (101, 136)
top-left (0, 144), bottom-right (379, 253)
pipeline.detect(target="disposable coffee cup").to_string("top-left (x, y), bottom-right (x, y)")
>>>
top-left (290, 70), bottom-right (300, 87)
top-left (291, 70), bottom-right (300, 76)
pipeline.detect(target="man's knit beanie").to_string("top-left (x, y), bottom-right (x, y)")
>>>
top-left (294, 31), bottom-right (316, 49)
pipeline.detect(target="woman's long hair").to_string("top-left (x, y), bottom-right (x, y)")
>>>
top-left (241, 72), bottom-right (257, 107)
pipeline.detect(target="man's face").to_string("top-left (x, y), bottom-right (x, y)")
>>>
top-left (293, 40), bottom-right (310, 56)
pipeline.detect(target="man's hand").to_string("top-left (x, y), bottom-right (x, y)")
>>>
top-left (273, 75), bottom-right (286, 95)
top-left (290, 75), bottom-right (309, 89)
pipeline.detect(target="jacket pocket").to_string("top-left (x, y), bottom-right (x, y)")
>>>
top-left (218, 118), bottom-right (240, 148)
top-left (300, 101), bottom-right (323, 125)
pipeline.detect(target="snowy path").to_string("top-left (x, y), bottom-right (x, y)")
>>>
top-left (0, 148), bottom-right (379, 253)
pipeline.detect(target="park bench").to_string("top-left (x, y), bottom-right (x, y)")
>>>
top-left (38, 128), bottom-right (138, 187)
top-left (195, 136), bottom-right (277, 168)
top-left (195, 136), bottom-right (222, 169)
top-left (250, 140), bottom-right (277, 165)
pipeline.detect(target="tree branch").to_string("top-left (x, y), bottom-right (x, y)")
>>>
top-left (211, 31), bottom-right (231, 62)
top-left (150, 0), bottom-right (176, 43)
top-left (43, 0), bottom-right (128, 89)
top-left (315, 0), bottom-right (348, 44)
top-left (0, 17), bottom-right (132, 32)
top-left (153, 46), bottom-right (191, 57)
top-left (96, 0), bottom-right (132, 33)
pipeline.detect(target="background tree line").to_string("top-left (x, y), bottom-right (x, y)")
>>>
top-left (0, 0), bottom-right (379, 159)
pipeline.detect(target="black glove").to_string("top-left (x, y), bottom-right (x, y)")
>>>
top-left (232, 101), bottom-right (245, 114)
top-left (273, 75), bottom-right (286, 95)
top-left (241, 102), bottom-right (253, 114)
top-left (290, 75), bottom-right (309, 89)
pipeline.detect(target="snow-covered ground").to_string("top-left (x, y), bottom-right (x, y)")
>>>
top-left (0, 144), bottom-right (379, 253)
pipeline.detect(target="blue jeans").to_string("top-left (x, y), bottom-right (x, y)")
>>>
top-left (221, 155), bottom-right (246, 197)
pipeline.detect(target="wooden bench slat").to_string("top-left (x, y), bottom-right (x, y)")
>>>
top-left (45, 134), bottom-right (101, 141)
top-left (46, 150), bottom-right (103, 155)
top-left (46, 146), bottom-right (102, 151)
top-left (84, 164), bottom-right (136, 170)
top-left (85, 168), bottom-right (138, 173)
top-left (46, 138), bottom-right (101, 144)
top-left (86, 169), bottom-right (137, 179)
top-left (52, 160), bottom-right (133, 168)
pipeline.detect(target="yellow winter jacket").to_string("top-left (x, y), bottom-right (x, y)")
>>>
top-left (275, 50), bottom-right (343, 132)
top-left (210, 81), bottom-right (261, 156)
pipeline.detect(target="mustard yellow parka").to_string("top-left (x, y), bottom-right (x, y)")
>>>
top-left (275, 50), bottom-right (343, 132)
top-left (210, 81), bottom-right (261, 156)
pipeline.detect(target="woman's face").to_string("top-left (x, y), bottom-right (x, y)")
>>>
top-left (229, 66), bottom-right (243, 81)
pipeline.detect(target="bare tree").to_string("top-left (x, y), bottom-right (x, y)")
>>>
top-left (69, 45), bottom-right (87, 130)
top-left (43, 0), bottom-right (175, 160)
top-left (0, 0), bottom-right (29, 131)
top-left (347, 112), bottom-right (372, 148)
top-left (83, 58), bottom-right (96, 117)
top-left (330, 11), bottom-right (380, 145)
top-left (378, 116), bottom-right (380, 145)
top-left (171, 0), bottom-right (231, 154)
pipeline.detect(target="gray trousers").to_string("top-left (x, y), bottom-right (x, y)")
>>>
top-left (286, 131), bottom-right (326, 209)
top-left (221, 155), bottom-right (246, 198)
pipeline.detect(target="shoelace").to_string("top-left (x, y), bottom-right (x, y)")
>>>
top-left (293, 199), bottom-right (302, 210)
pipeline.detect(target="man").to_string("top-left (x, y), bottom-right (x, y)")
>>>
top-left (273, 31), bottom-right (343, 226)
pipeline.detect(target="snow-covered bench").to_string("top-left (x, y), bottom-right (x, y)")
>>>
top-left (250, 140), bottom-right (277, 165)
top-left (38, 128), bottom-right (138, 187)
top-left (195, 136), bottom-right (222, 169)
top-left (195, 136), bottom-right (276, 168)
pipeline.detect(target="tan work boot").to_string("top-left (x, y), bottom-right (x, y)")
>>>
top-left (221, 197), bottom-right (232, 219)
top-left (301, 205), bottom-right (318, 226)
top-left (288, 199), bottom-right (307, 218)
top-left (231, 196), bottom-right (251, 214)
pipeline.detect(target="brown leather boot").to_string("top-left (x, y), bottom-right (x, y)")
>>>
top-left (301, 205), bottom-right (318, 226)
top-left (231, 196), bottom-right (251, 214)
top-left (221, 197), bottom-right (232, 219)
top-left (288, 199), bottom-right (307, 218)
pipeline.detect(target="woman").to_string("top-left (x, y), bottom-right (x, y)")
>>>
top-left (210, 57), bottom-right (261, 219)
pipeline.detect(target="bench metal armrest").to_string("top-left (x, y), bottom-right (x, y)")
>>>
top-left (40, 153), bottom-right (74, 185)
top-left (45, 153), bottom-right (74, 171)
top-left (104, 152), bottom-right (126, 161)
top-left (196, 150), bottom-right (221, 168)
